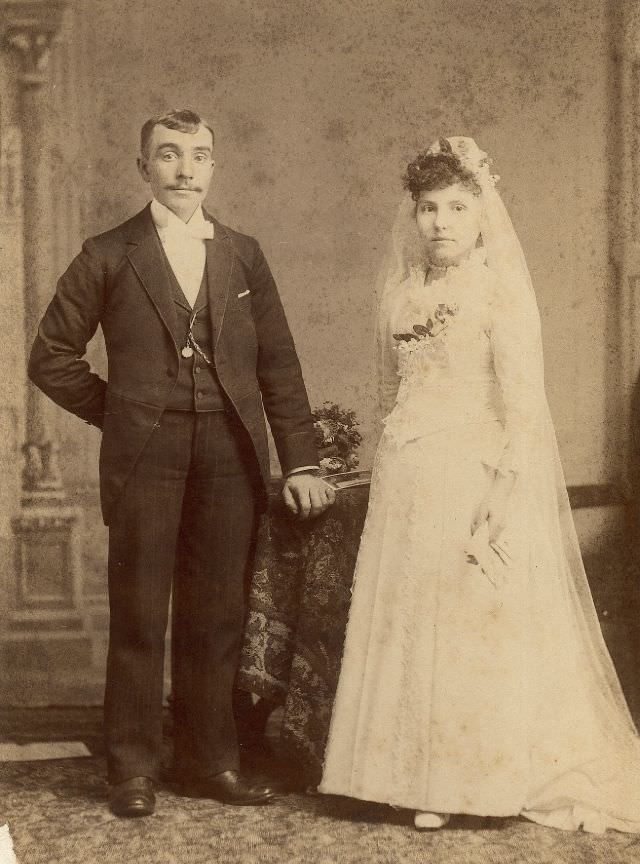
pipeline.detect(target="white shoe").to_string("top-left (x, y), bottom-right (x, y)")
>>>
top-left (414, 811), bottom-right (451, 830)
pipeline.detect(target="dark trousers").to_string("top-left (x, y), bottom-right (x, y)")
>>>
top-left (104, 409), bottom-right (261, 784)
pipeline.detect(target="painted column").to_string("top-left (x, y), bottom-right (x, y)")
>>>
top-left (0, 1), bottom-right (90, 705)
top-left (612, 1), bottom-right (640, 496)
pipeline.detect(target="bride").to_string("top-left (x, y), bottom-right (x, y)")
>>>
top-left (318, 137), bottom-right (640, 833)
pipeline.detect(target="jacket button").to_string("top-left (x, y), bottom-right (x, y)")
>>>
top-left (166, 368), bottom-right (173, 377)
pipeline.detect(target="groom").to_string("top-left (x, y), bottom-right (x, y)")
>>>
top-left (29, 108), bottom-right (334, 817)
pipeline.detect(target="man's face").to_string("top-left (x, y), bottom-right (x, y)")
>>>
top-left (137, 123), bottom-right (214, 221)
top-left (415, 183), bottom-right (482, 267)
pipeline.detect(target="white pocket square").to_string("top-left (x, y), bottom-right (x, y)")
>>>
top-left (237, 290), bottom-right (250, 298)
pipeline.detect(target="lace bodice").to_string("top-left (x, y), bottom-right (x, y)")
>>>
top-left (392, 265), bottom-right (493, 388)
top-left (378, 253), bottom-right (540, 475)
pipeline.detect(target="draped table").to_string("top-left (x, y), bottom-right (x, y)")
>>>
top-left (237, 480), bottom-right (370, 786)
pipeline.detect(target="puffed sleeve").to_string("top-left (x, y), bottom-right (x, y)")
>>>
top-left (489, 276), bottom-right (547, 477)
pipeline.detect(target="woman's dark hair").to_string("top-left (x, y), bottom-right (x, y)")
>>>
top-left (403, 138), bottom-right (480, 200)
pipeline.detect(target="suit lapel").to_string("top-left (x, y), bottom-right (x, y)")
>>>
top-left (204, 217), bottom-right (235, 351)
top-left (125, 206), bottom-right (180, 348)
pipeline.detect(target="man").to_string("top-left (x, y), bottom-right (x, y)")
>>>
top-left (29, 108), bottom-right (334, 817)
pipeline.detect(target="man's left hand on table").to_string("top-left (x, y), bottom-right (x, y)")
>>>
top-left (282, 472), bottom-right (336, 520)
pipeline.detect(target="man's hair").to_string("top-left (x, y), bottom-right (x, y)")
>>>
top-left (140, 109), bottom-right (215, 159)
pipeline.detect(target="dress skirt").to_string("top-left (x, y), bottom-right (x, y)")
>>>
top-left (319, 418), bottom-right (640, 833)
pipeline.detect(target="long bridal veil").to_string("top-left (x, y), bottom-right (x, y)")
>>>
top-left (373, 137), bottom-right (640, 831)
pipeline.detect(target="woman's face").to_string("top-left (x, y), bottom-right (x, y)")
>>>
top-left (415, 183), bottom-right (482, 267)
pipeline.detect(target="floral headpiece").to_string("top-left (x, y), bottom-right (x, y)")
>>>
top-left (426, 136), bottom-right (500, 187)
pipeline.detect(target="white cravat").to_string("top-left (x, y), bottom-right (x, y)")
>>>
top-left (150, 199), bottom-right (214, 308)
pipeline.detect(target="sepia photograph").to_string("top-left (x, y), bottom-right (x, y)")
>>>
top-left (2, 0), bottom-right (640, 861)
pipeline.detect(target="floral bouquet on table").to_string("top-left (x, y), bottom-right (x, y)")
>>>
top-left (313, 402), bottom-right (362, 475)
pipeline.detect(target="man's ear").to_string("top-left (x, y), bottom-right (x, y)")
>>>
top-left (137, 156), bottom-right (150, 183)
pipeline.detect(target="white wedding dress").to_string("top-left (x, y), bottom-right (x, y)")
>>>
top-left (319, 251), bottom-right (640, 833)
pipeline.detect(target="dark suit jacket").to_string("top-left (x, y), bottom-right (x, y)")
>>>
top-left (28, 205), bottom-right (318, 524)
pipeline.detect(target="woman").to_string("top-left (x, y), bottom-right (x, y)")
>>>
top-left (319, 137), bottom-right (640, 833)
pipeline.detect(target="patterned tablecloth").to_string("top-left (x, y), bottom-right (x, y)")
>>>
top-left (237, 482), bottom-right (370, 786)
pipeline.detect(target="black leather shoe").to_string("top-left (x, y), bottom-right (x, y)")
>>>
top-left (177, 769), bottom-right (278, 805)
top-left (109, 776), bottom-right (155, 817)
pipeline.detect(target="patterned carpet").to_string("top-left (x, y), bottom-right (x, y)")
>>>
top-left (3, 709), bottom-right (640, 864)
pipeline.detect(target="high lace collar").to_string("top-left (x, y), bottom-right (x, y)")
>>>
top-left (426, 246), bottom-right (487, 279)
top-left (405, 247), bottom-right (488, 298)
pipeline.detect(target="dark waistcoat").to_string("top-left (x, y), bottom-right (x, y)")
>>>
top-left (160, 255), bottom-right (227, 412)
